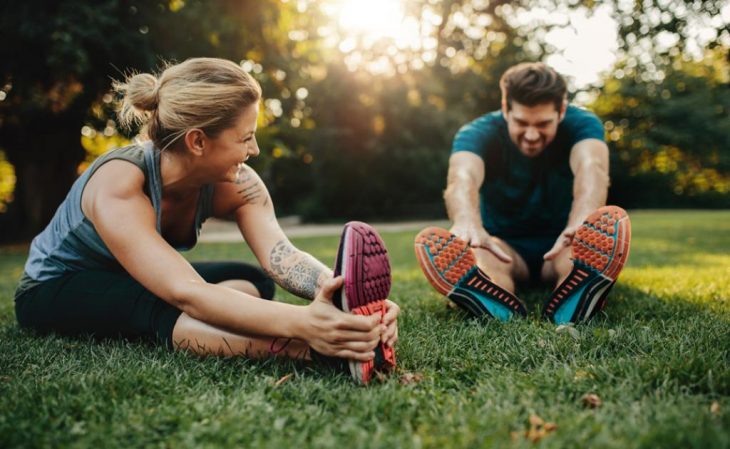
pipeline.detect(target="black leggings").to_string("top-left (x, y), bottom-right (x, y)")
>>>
top-left (14, 262), bottom-right (275, 349)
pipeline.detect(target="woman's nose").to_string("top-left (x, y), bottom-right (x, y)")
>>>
top-left (249, 137), bottom-right (260, 157)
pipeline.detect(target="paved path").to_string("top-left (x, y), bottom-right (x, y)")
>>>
top-left (199, 218), bottom-right (450, 242)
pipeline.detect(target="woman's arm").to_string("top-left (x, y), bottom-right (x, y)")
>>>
top-left (82, 161), bottom-right (380, 359)
top-left (212, 165), bottom-right (332, 300)
top-left (213, 164), bottom-right (400, 347)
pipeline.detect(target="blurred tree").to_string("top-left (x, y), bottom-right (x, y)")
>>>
top-left (594, 47), bottom-right (730, 207)
top-left (266, 0), bottom-right (535, 221)
top-left (0, 0), bottom-right (305, 242)
top-left (1, 0), bottom-right (728, 243)
top-left (586, 0), bottom-right (730, 207)
top-left (0, 0), bottom-right (150, 241)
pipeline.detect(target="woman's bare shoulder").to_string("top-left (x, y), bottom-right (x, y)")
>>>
top-left (82, 159), bottom-right (148, 219)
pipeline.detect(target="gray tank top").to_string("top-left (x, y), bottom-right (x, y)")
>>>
top-left (17, 141), bottom-right (215, 296)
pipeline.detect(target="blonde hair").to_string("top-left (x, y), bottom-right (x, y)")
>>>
top-left (114, 57), bottom-right (262, 151)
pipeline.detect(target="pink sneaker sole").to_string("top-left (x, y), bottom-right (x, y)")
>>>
top-left (333, 221), bottom-right (396, 384)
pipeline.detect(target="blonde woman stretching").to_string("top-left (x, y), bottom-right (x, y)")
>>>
top-left (14, 58), bottom-right (399, 384)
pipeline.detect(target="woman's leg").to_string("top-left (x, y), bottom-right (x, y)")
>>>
top-left (15, 268), bottom-right (309, 360)
top-left (171, 312), bottom-right (310, 359)
top-left (190, 261), bottom-right (275, 299)
top-left (168, 260), bottom-right (312, 358)
top-left (15, 270), bottom-right (184, 347)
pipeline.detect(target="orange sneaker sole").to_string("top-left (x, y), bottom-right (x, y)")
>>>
top-left (415, 227), bottom-right (526, 320)
top-left (544, 206), bottom-right (631, 323)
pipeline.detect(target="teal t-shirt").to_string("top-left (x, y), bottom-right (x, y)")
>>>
top-left (451, 105), bottom-right (605, 238)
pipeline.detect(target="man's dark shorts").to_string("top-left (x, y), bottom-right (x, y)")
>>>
top-left (500, 235), bottom-right (557, 284)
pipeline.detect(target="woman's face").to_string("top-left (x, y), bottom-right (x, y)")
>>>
top-left (206, 102), bottom-right (260, 183)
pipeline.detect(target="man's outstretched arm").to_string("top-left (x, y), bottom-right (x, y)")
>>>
top-left (544, 138), bottom-right (609, 259)
top-left (444, 152), bottom-right (512, 262)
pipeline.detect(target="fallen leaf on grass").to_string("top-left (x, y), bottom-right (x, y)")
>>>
top-left (373, 370), bottom-right (388, 383)
top-left (710, 401), bottom-right (720, 415)
top-left (581, 393), bottom-right (602, 409)
top-left (512, 413), bottom-right (558, 443)
top-left (399, 372), bottom-right (424, 385)
top-left (529, 414), bottom-right (544, 427)
top-left (273, 373), bottom-right (294, 386)
top-left (556, 324), bottom-right (580, 339)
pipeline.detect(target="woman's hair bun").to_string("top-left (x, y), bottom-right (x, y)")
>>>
top-left (113, 72), bottom-right (159, 129)
top-left (123, 73), bottom-right (159, 111)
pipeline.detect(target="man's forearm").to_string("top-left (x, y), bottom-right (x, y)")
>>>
top-left (264, 239), bottom-right (332, 300)
top-left (568, 162), bottom-right (609, 227)
top-left (445, 173), bottom-right (483, 227)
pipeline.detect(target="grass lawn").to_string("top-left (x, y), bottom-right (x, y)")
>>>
top-left (1, 210), bottom-right (728, 448)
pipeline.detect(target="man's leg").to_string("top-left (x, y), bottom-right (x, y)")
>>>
top-left (472, 237), bottom-right (530, 294)
top-left (414, 228), bottom-right (528, 319)
top-left (542, 206), bottom-right (632, 324)
top-left (541, 244), bottom-right (573, 287)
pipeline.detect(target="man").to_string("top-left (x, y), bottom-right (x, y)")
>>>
top-left (415, 62), bottom-right (631, 324)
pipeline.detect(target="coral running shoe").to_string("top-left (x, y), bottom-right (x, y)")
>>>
top-left (414, 227), bottom-right (526, 321)
top-left (543, 206), bottom-right (631, 324)
top-left (332, 221), bottom-right (395, 384)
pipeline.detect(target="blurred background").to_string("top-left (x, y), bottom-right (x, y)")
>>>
top-left (0, 0), bottom-right (728, 243)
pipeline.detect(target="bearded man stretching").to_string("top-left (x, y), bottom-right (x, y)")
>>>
top-left (415, 62), bottom-right (631, 324)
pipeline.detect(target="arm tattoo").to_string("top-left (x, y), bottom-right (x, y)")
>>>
top-left (235, 170), bottom-right (264, 205)
top-left (265, 239), bottom-right (327, 300)
top-left (237, 184), bottom-right (262, 204)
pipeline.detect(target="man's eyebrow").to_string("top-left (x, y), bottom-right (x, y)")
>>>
top-left (514, 118), bottom-right (554, 125)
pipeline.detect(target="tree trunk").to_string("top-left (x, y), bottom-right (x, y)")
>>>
top-left (0, 113), bottom-right (86, 243)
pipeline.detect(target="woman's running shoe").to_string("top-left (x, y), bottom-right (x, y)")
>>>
top-left (543, 206), bottom-right (631, 324)
top-left (414, 227), bottom-right (527, 321)
top-left (332, 221), bottom-right (395, 384)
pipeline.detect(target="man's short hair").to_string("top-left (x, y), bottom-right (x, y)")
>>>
top-left (500, 62), bottom-right (566, 111)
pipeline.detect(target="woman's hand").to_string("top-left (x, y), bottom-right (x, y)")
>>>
top-left (381, 300), bottom-right (399, 348)
top-left (301, 276), bottom-right (383, 361)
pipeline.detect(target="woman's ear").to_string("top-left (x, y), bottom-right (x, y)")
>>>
top-left (183, 129), bottom-right (206, 156)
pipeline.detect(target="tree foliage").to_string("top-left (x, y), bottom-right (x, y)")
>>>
top-left (0, 0), bottom-right (727, 242)
top-left (593, 47), bottom-right (730, 207)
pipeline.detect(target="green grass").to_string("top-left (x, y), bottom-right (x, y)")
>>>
top-left (1, 210), bottom-right (728, 448)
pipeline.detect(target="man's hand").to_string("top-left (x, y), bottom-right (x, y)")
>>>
top-left (302, 276), bottom-right (383, 361)
top-left (543, 224), bottom-right (580, 261)
top-left (450, 223), bottom-right (512, 263)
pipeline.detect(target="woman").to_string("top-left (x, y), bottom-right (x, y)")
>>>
top-left (14, 57), bottom-right (399, 384)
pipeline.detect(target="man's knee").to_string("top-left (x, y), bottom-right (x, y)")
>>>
top-left (474, 247), bottom-right (514, 275)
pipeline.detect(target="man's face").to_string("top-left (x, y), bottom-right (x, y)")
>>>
top-left (502, 100), bottom-right (566, 157)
